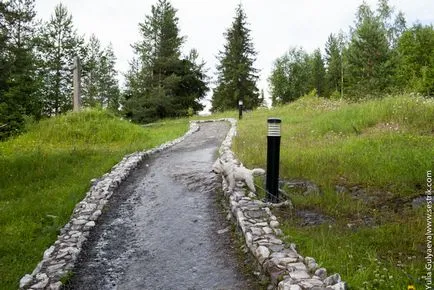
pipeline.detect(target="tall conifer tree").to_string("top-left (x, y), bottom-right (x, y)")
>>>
top-left (212, 4), bottom-right (260, 112)
top-left (123, 0), bottom-right (207, 123)
top-left (0, 0), bottom-right (41, 139)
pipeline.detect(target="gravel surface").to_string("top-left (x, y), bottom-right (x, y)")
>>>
top-left (65, 122), bottom-right (260, 290)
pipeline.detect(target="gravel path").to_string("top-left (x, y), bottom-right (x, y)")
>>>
top-left (65, 122), bottom-right (260, 290)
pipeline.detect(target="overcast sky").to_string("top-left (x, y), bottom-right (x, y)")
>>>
top-left (34, 0), bottom-right (433, 104)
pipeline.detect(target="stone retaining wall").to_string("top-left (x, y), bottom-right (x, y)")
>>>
top-left (19, 122), bottom-right (200, 290)
top-left (215, 118), bottom-right (346, 290)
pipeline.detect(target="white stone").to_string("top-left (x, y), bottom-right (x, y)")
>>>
top-left (43, 246), bottom-right (55, 260)
top-left (72, 219), bottom-right (87, 225)
top-left (56, 251), bottom-right (68, 259)
top-left (278, 279), bottom-right (290, 290)
top-left (299, 278), bottom-right (324, 288)
top-left (307, 261), bottom-right (318, 272)
top-left (270, 220), bottom-right (279, 228)
top-left (35, 273), bottom-right (48, 281)
top-left (288, 270), bottom-right (310, 280)
top-left (60, 246), bottom-right (80, 256)
top-left (262, 227), bottom-right (273, 234)
top-left (80, 203), bottom-right (97, 213)
top-left (269, 238), bottom-right (283, 245)
top-left (288, 262), bottom-right (308, 272)
top-left (32, 273), bottom-right (49, 289)
top-left (328, 282), bottom-right (346, 290)
top-left (19, 274), bottom-right (33, 288)
top-left (47, 263), bottom-right (64, 273)
top-left (250, 227), bottom-right (263, 236)
top-left (255, 246), bottom-right (270, 264)
top-left (245, 232), bottom-right (253, 246)
top-left (270, 252), bottom-right (286, 259)
top-left (324, 273), bottom-right (341, 286)
top-left (278, 257), bottom-right (299, 265)
top-left (315, 268), bottom-right (327, 279)
top-left (84, 221), bottom-right (96, 229)
top-left (90, 210), bottom-right (102, 221)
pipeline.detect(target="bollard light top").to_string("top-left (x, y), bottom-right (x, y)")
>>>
top-left (267, 118), bottom-right (281, 124)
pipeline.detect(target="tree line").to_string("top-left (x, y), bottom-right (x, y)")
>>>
top-left (122, 0), bottom-right (260, 122)
top-left (1, 0), bottom-right (433, 140)
top-left (269, 0), bottom-right (434, 104)
top-left (1, 0), bottom-right (260, 138)
top-left (0, 1), bottom-right (119, 139)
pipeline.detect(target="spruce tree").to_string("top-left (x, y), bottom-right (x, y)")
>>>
top-left (212, 4), bottom-right (259, 112)
top-left (123, 0), bottom-right (207, 123)
top-left (0, 0), bottom-right (41, 139)
top-left (269, 47), bottom-right (311, 105)
top-left (346, 0), bottom-right (405, 98)
top-left (346, 2), bottom-right (391, 98)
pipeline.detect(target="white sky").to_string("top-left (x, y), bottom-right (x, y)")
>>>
top-left (34, 0), bottom-right (433, 104)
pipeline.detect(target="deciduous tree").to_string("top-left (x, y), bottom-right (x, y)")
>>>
top-left (269, 47), bottom-right (311, 105)
top-left (310, 49), bottom-right (326, 97)
top-left (396, 24), bottom-right (434, 96)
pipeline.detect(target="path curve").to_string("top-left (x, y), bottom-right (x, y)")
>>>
top-left (65, 122), bottom-right (259, 289)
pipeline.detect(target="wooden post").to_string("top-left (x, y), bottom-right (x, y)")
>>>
top-left (73, 56), bottom-right (81, 112)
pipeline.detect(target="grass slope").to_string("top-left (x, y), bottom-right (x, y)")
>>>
top-left (0, 109), bottom-right (188, 290)
top-left (233, 94), bottom-right (433, 289)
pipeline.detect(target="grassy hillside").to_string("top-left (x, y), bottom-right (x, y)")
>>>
top-left (233, 94), bottom-right (433, 289)
top-left (1, 97), bottom-right (431, 289)
top-left (0, 109), bottom-right (188, 290)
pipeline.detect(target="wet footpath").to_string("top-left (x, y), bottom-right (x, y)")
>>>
top-left (65, 122), bottom-right (260, 290)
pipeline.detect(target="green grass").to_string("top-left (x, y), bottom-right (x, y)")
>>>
top-left (0, 109), bottom-right (188, 290)
top-left (232, 94), bottom-right (433, 289)
top-left (1, 96), bottom-right (432, 289)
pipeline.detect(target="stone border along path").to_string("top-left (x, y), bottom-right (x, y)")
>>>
top-left (19, 118), bottom-right (346, 290)
top-left (208, 118), bottom-right (346, 290)
top-left (19, 122), bottom-right (201, 290)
